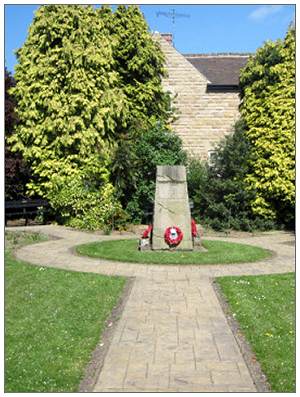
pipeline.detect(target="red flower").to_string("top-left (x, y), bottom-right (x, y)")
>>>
top-left (164, 226), bottom-right (183, 247)
top-left (142, 224), bottom-right (153, 239)
top-left (191, 218), bottom-right (197, 237)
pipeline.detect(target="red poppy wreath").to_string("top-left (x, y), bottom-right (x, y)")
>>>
top-left (164, 226), bottom-right (183, 247)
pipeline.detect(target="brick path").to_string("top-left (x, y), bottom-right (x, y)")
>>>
top-left (9, 225), bottom-right (295, 392)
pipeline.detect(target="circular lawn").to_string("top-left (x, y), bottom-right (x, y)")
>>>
top-left (76, 239), bottom-right (272, 265)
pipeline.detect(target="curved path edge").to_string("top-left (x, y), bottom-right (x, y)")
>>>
top-left (7, 225), bottom-right (295, 392)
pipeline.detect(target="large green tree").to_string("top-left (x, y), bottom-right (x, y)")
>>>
top-left (8, 4), bottom-right (173, 229)
top-left (99, 5), bottom-right (173, 202)
top-left (239, 27), bottom-right (295, 226)
top-left (99, 5), bottom-right (171, 131)
top-left (8, 5), bottom-right (127, 198)
top-left (8, 5), bottom-right (130, 229)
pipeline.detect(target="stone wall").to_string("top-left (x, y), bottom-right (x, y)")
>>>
top-left (157, 35), bottom-right (241, 160)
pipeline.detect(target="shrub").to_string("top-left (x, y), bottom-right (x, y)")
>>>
top-left (47, 177), bottom-right (127, 232)
top-left (112, 123), bottom-right (187, 223)
top-left (186, 157), bottom-right (209, 223)
top-left (187, 120), bottom-right (277, 232)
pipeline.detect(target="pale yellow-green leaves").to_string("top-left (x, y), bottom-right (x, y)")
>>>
top-left (8, 5), bottom-right (171, 229)
top-left (240, 27), bottom-right (295, 221)
top-left (9, 5), bottom-right (127, 200)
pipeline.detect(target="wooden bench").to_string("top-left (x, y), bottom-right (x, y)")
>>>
top-left (5, 199), bottom-right (50, 226)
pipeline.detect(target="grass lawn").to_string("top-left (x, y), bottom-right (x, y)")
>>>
top-left (76, 238), bottom-right (272, 265)
top-left (216, 273), bottom-right (295, 392)
top-left (5, 231), bottom-right (126, 392)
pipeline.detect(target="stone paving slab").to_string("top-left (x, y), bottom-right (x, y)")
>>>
top-left (7, 225), bottom-right (295, 392)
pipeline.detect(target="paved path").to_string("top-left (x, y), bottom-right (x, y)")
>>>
top-left (9, 225), bottom-right (295, 392)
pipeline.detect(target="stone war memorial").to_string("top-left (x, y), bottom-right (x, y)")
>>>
top-left (140, 165), bottom-right (199, 251)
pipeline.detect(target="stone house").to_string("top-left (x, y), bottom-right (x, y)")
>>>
top-left (156, 33), bottom-right (250, 161)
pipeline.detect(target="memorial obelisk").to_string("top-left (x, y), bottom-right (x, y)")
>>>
top-left (152, 165), bottom-right (193, 250)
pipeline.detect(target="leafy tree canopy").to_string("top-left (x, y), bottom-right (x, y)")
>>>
top-left (99, 5), bottom-right (172, 132)
top-left (240, 27), bottom-right (295, 226)
top-left (8, 5), bottom-right (127, 198)
top-left (8, 5), bottom-right (172, 229)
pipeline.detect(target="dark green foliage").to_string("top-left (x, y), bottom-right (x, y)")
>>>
top-left (187, 120), bottom-right (276, 231)
top-left (112, 124), bottom-right (187, 223)
top-left (203, 120), bottom-right (258, 231)
top-left (209, 119), bottom-right (251, 180)
top-left (99, 5), bottom-right (172, 130)
top-left (110, 135), bottom-right (139, 201)
top-left (186, 157), bottom-right (208, 221)
top-left (5, 68), bottom-right (31, 200)
top-left (5, 68), bottom-right (18, 134)
top-left (5, 150), bottom-right (32, 200)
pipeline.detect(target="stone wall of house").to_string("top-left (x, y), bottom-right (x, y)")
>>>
top-left (157, 35), bottom-right (241, 160)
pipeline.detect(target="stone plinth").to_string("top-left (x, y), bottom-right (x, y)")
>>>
top-left (152, 165), bottom-right (193, 250)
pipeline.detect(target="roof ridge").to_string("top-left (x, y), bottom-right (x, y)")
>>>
top-left (184, 53), bottom-right (252, 57)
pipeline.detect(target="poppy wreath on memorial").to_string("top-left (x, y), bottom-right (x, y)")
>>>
top-left (164, 226), bottom-right (183, 247)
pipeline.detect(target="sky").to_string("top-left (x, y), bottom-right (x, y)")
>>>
top-left (5, 4), bottom-right (295, 74)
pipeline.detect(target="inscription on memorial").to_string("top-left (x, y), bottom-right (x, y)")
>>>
top-left (157, 183), bottom-right (186, 200)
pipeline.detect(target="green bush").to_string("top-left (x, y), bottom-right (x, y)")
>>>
top-left (186, 157), bottom-right (208, 220)
top-left (187, 120), bottom-right (277, 232)
top-left (112, 123), bottom-right (187, 223)
top-left (47, 177), bottom-right (127, 232)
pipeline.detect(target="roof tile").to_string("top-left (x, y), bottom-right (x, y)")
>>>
top-left (184, 55), bottom-right (250, 85)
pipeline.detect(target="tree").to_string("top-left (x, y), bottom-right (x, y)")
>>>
top-left (8, 5), bottom-right (176, 229)
top-left (8, 5), bottom-right (127, 199)
top-left (99, 5), bottom-right (172, 131)
top-left (187, 120), bottom-right (277, 231)
top-left (8, 5), bottom-right (131, 229)
top-left (239, 27), bottom-right (295, 227)
top-left (5, 68), bottom-right (30, 199)
top-left (98, 5), bottom-right (175, 211)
